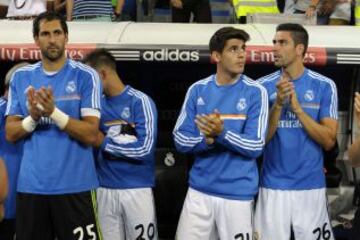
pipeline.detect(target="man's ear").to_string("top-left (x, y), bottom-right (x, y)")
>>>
top-left (211, 51), bottom-right (220, 63)
top-left (296, 44), bottom-right (305, 57)
top-left (99, 68), bottom-right (107, 80)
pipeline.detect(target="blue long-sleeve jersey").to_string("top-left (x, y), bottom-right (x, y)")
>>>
top-left (173, 74), bottom-right (268, 200)
top-left (97, 86), bottom-right (157, 189)
top-left (0, 97), bottom-right (23, 219)
top-left (258, 69), bottom-right (338, 190)
top-left (6, 60), bottom-right (101, 194)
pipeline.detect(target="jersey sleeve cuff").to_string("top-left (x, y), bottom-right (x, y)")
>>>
top-left (81, 108), bottom-right (101, 118)
top-left (199, 136), bottom-right (215, 150)
top-left (215, 128), bottom-right (227, 145)
top-left (100, 137), bottom-right (111, 151)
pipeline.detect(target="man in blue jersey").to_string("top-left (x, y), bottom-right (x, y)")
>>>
top-left (255, 23), bottom-right (338, 240)
top-left (173, 27), bottom-right (269, 239)
top-left (5, 12), bottom-right (102, 240)
top-left (84, 49), bottom-right (158, 240)
top-left (0, 63), bottom-right (27, 240)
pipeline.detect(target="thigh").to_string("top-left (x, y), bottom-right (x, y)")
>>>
top-left (216, 198), bottom-right (253, 240)
top-left (254, 188), bottom-right (292, 240)
top-left (50, 190), bottom-right (102, 240)
top-left (122, 188), bottom-right (158, 240)
top-left (0, 219), bottom-right (16, 240)
top-left (193, 0), bottom-right (212, 23)
top-left (292, 188), bottom-right (334, 240)
top-left (97, 188), bottom-right (125, 240)
top-left (16, 193), bottom-right (54, 240)
top-left (176, 188), bottom-right (216, 240)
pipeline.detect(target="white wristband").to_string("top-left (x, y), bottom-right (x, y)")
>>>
top-left (21, 116), bottom-right (37, 133)
top-left (50, 107), bottom-right (70, 130)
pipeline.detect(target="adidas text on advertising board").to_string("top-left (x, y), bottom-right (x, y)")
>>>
top-left (142, 49), bottom-right (200, 62)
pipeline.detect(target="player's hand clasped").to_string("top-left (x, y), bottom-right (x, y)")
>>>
top-left (25, 86), bottom-right (69, 130)
top-left (22, 86), bottom-right (57, 133)
top-left (33, 86), bottom-right (55, 117)
top-left (275, 71), bottom-right (303, 114)
top-left (27, 86), bottom-right (55, 118)
top-left (26, 87), bottom-right (43, 121)
top-left (195, 110), bottom-right (224, 145)
top-left (275, 71), bottom-right (293, 108)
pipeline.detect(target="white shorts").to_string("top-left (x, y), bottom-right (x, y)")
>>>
top-left (176, 188), bottom-right (254, 240)
top-left (254, 187), bottom-right (334, 240)
top-left (97, 187), bottom-right (158, 240)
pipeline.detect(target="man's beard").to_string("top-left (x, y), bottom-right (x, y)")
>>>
top-left (42, 45), bottom-right (65, 61)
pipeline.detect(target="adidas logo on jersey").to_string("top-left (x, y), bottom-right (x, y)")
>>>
top-left (197, 97), bottom-right (205, 105)
top-left (270, 92), bottom-right (277, 100)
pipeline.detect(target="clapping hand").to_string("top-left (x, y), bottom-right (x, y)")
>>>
top-left (195, 110), bottom-right (223, 145)
top-left (275, 70), bottom-right (293, 107)
top-left (34, 87), bottom-right (55, 117)
top-left (26, 87), bottom-right (42, 121)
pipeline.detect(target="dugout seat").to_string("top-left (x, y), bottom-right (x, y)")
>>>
top-left (154, 148), bottom-right (190, 238)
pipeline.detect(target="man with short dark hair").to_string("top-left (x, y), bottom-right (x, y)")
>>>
top-left (84, 49), bottom-right (158, 240)
top-left (173, 27), bottom-right (268, 239)
top-left (255, 23), bottom-right (338, 240)
top-left (5, 12), bottom-right (102, 240)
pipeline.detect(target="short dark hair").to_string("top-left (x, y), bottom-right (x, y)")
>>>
top-left (209, 27), bottom-right (250, 53)
top-left (83, 49), bottom-right (117, 71)
top-left (276, 23), bottom-right (309, 56)
top-left (33, 11), bottom-right (68, 38)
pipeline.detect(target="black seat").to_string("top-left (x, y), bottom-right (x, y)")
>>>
top-left (154, 148), bottom-right (190, 239)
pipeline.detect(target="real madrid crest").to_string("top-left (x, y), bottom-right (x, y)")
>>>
top-left (237, 98), bottom-right (247, 111)
top-left (121, 107), bottom-right (131, 119)
top-left (66, 81), bottom-right (76, 94)
top-left (304, 89), bottom-right (314, 102)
